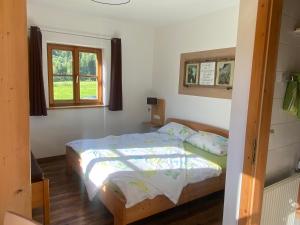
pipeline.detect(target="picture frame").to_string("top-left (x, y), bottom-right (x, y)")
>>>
top-left (178, 48), bottom-right (236, 99)
top-left (216, 60), bottom-right (235, 87)
top-left (199, 61), bottom-right (216, 86)
top-left (185, 63), bottom-right (199, 85)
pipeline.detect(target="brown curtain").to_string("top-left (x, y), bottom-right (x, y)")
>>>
top-left (29, 26), bottom-right (47, 116)
top-left (109, 38), bottom-right (123, 111)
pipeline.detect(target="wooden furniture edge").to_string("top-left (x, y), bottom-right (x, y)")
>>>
top-left (166, 118), bottom-right (229, 138)
top-left (32, 179), bottom-right (50, 225)
top-left (125, 172), bottom-right (225, 224)
top-left (66, 118), bottom-right (228, 225)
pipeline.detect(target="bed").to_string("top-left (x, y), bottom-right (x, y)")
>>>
top-left (66, 118), bottom-right (229, 225)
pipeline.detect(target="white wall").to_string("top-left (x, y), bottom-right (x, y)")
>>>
top-left (266, 0), bottom-right (300, 185)
top-left (151, 7), bottom-right (239, 129)
top-left (151, 6), bottom-right (259, 225)
top-left (28, 2), bottom-right (155, 158)
top-left (223, 1), bottom-right (258, 224)
top-left (28, 2), bottom-right (240, 158)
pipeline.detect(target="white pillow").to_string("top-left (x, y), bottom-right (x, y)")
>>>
top-left (158, 122), bottom-right (196, 141)
top-left (186, 131), bottom-right (228, 156)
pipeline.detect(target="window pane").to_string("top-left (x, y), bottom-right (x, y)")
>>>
top-left (79, 52), bottom-right (97, 75)
top-left (52, 49), bottom-right (73, 75)
top-left (53, 76), bottom-right (74, 100)
top-left (80, 77), bottom-right (98, 100)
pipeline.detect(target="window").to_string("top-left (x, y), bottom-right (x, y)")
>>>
top-left (47, 43), bottom-right (103, 108)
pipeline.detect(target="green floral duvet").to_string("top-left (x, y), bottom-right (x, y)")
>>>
top-left (67, 132), bottom-right (224, 208)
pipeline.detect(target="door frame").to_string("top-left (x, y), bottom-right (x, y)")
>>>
top-left (238, 0), bottom-right (283, 224)
top-left (0, 0), bottom-right (31, 222)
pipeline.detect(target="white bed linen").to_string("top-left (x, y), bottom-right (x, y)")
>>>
top-left (67, 132), bottom-right (222, 208)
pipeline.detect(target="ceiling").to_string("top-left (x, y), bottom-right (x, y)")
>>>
top-left (28, 0), bottom-right (239, 27)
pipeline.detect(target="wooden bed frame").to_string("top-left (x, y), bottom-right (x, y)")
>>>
top-left (66, 118), bottom-right (229, 225)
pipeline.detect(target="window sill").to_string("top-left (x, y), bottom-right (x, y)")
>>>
top-left (48, 104), bottom-right (108, 110)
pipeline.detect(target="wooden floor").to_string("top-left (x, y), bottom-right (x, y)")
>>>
top-left (33, 157), bottom-right (224, 225)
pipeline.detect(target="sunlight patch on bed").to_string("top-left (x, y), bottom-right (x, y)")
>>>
top-left (67, 132), bottom-right (223, 207)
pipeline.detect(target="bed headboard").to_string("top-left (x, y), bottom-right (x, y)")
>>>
top-left (166, 118), bottom-right (229, 138)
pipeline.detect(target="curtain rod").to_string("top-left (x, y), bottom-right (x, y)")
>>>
top-left (28, 27), bottom-right (112, 41)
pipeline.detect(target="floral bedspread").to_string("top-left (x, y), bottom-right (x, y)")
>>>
top-left (67, 132), bottom-right (222, 208)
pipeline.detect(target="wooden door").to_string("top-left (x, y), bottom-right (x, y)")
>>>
top-left (0, 0), bottom-right (31, 223)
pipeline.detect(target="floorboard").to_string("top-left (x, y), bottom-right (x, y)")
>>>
top-left (33, 157), bottom-right (223, 225)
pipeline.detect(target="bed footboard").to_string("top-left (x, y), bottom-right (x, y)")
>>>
top-left (66, 142), bottom-right (226, 225)
top-left (65, 146), bottom-right (128, 225)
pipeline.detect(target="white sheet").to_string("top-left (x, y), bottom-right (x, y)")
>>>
top-left (67, 132), bottom-right (222, 208)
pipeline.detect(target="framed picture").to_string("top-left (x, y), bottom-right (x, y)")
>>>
top-left (216, 60), bottom-right (235, 87)
top-left (199, 61), bottom-right (216, 86)
top-left (185, 63), bottom-right (199, 85)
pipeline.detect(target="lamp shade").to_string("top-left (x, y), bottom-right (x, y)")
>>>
top-left (147, 97), bottom-right (158, 105)
top-left (91, 0), bottom-right (130, 5)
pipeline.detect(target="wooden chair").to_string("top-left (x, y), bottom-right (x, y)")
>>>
top-left (31, 153), bottom-right (50, 225)
top-left (4, 212), bottom-right (41, 225)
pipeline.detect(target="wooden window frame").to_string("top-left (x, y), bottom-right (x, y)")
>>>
top-left (47, 43), bottom-right (103, 108)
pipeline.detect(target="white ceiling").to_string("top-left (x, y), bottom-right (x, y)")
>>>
top-left (28, 0), bottom-right (239, 27)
